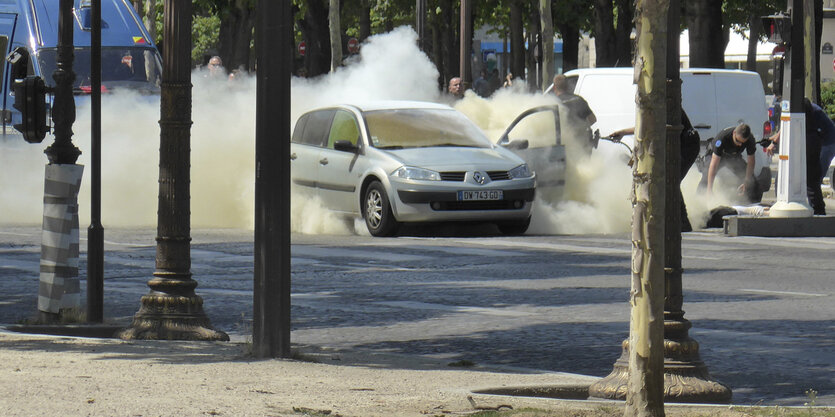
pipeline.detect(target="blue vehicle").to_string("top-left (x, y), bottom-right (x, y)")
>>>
top-left (0, 0), bottom-right (161, 137)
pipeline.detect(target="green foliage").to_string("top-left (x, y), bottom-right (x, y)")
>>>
top-left (192, 13), bottom-right (221, 65)
top-left (820, 82), bottom-right (835, 118)
top-left (722, 0), bottom-right (783, 40)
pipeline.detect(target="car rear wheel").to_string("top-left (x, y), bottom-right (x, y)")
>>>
top-left (497, 217), bottom-right (530, 235)
top-left (364, 181), bottom-right (399, 237)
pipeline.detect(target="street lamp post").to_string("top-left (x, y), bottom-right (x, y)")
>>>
top-left (36, 0), bottom-right (83, 323)
top-left (119, 0), bottom-right (227, 341)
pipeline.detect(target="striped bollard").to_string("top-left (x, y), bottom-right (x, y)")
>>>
top-left (37, 164), bottom-right (84, 317)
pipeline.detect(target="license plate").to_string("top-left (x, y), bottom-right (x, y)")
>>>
top-left (457, 190), bottom-right (503, 201)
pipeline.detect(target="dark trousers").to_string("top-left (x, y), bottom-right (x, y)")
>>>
top-left (807, 133), bottom-right (825, 215)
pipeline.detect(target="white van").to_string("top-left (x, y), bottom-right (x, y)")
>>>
top-left (550, 68), bottom-right (772, 191)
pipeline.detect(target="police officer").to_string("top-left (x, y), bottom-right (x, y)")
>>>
top-left (703, 123), bottom-right (760, 203)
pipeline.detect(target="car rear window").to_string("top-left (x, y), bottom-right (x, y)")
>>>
top-left (364, 109), bottom-right (490, 149)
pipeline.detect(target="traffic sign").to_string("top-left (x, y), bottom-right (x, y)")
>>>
top-left (347, 38), bottom-right (359, 54)
top-left (298, 41), bottom-right (306, 56)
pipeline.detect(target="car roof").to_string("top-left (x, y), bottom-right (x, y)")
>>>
top-left (345, 100), bottom-right (454, 112)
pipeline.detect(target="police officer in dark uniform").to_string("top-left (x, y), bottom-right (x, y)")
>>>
top-left (702, 123), bottom-right (761, 203)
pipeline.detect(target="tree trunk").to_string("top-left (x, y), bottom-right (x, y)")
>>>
top-left (685, 0), bottom-right (724, 68)
top-left (441, 3), bottom-right (458, 83)
top-left (510, 0), bottom-right (525, 80)
top-left (540, 0), bottom-right (554, 89)
top-left (143, 0), bottom-right (157, 42)
top-left (626, 0), bottom-right (668, 416)
top-left (558, 21), bottom-right (580, 71)
top-left (815, 0), bottom-right (823, 104)
top-left (299, 0), bottom-right (331, 77)
top-left (615, 0), bottom-right (634, 66)
top-left (804, 0), bottom-right (818, 102)
top-left (329, 0), bottom-right (343, 72)
top-left (359, 0), bottom-right (371, 41)
top-left (746, 11), bottom-right (759, 71)
top-left (217, 0), bottom-right (256, 72)
top-left (594, 0), bottom-right (617, 66)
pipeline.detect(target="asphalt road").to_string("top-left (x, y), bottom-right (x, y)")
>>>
top-left (0, 225), bottom-right (833, 407)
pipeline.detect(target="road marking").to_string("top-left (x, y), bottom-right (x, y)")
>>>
top-left (448, 238), bottom-right (630, 255)
top-left (374, 300), bottom-right (533, 317)
top-left (739, 288), bottom-right (828, 297)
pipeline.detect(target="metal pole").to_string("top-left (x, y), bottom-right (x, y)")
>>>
top-left (459, 0), bottom-right (472, 88)
top-left (416, 0), bottom-right (426, 52)
top-left (119, 0), bottom-right (227, 341)
top-left (37, 0), bottom-right (83, 323)
top-left (46, 0), bottom-right (81, 165)
top-left (253, 0), bottom-right (292, 358)
top-left (87, 0), bottom-right (104, 324)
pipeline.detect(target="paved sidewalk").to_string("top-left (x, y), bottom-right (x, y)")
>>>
top-left (0, 329), bottom-right (603, 417)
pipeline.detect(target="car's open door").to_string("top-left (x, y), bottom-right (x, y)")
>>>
top-left (498, 105), bottom-right (566, 204)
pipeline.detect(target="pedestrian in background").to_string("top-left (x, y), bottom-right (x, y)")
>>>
top-left (207, 55), bottom-right (225, 79)
top-left (503, 72), bottom-right (513, 88)
top-left (447, 77), bottom-right (464, 100)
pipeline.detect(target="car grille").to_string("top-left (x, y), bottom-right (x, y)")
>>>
top-left (487, 171), bottom-right (510, 181)
top-left (430, 201), bottom-right (524, 211)
top-left (439, 171), bottom-right (512, 181)
top-left (440, 171), bottom-right (466, 181)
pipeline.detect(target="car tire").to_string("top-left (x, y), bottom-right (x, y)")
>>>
top-left (830, 167), bottom-right (835, 193)
top-left (497, 217), bottom-right (530, 236)
top-left (364, 181), bottom-right (399, 237)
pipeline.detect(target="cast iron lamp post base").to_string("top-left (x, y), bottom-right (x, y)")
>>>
top-left (119, 276), bottom-right (228, 341)
top-left (588, 312), bottom-right (731, 403)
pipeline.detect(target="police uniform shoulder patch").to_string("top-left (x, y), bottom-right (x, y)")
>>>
top-left (715, 139), bottom-right (722, 147)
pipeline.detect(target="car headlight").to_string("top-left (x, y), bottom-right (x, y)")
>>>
top-left (392, 166), bottom-right (441, 181)
top-left (508, 164), bottom-right (533, 179)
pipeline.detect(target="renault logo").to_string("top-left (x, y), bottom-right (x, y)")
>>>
top-left (473, 171), bottom-right (485, 184)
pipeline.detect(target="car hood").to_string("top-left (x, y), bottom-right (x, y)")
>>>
top-left (384, 146), bottom-right (522, 170)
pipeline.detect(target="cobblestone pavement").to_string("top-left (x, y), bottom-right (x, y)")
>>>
top-left (0, 225), bottom-right (833, 407)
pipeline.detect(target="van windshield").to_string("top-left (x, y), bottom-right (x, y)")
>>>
top-left (36, 46), bottom-right (162, 94)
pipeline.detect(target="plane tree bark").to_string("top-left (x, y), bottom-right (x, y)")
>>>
top-left (626, 0), bottom-right (668, 415)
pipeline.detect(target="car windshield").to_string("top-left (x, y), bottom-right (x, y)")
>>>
top-left (37, 46), bottom-right (162, 94)
top-left (364, 108), bottom-right (490, 149)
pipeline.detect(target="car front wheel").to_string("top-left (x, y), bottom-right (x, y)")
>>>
top-left (364, 181), bottom-right (399, 237)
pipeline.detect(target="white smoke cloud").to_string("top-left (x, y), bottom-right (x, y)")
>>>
top-left (1, 26), bottom-right (661, 236)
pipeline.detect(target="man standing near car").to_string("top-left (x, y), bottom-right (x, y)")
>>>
top-left (553, 74), bottom-right (597, 153)
top-left (704, 123), bottom-right (760, 203)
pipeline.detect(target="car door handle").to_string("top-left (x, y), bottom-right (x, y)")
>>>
top-left (694, 124), bottom-right (711, 129)
top-left (319, 158), bottom-right (329, 165)
top-left (290, 153), bottom-right (297, 160)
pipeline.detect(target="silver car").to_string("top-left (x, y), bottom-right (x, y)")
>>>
top-left (290, 101), bottom-right (536, 236)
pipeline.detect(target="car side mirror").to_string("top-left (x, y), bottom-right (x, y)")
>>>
top-left (334, 140), bottom-right (358, 153)
top-left (502, 139), bottom-right (529, 150)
